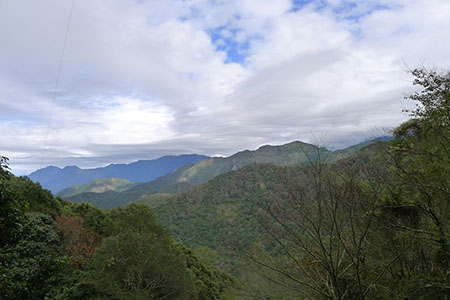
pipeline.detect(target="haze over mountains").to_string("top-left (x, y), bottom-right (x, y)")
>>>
top-left (28, 154), bottom-right (208, 194)
top-left (60, 138), bottom-right (385, 209)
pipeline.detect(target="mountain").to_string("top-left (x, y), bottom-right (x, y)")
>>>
top-left (357, 135), bottom-right (392, 145)
top-left (145, 162), bottom-right (294, 249)
top-left (65, 140), bottom-right (369, 209)
top-left (138, 141), bottom-right (387, 273)
top-left (57, 177), bottom-right (138, 198)
top-left (130, 138), bottom-right (389, 190)
top-left (144, 163), bottom-right (304, 273)
top-left (28, 154), bottom-right (209, 194)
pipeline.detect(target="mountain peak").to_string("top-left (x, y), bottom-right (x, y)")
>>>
top-left (62, 165), bottom-right (80, 170)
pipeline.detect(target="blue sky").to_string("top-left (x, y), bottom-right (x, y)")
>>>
top-left (1, 0), bottom-right (450, 174)
top-left (209, 26), bottom-right (258, 64)
top-left (202, 1), bottom-right (397, 63)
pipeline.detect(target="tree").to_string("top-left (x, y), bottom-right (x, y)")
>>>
top-left (240, 67), bottom-right (450, 299)
top-left (392, 68), bottom-right (449, 259)
top-left (0, 156), bottom-right (24, 246)
top-left (7, 175), bottom-right (62, 215)
top-left (0, 213), bottom-right (66, 300)
top-left (83, 204), bottom-right (233, 300)
top-left (56, 216), bottom-right (101, 269)
top-left (239, 146), bottom-right (387, 299)
top-left (372, 67), bottom-right (450, 296)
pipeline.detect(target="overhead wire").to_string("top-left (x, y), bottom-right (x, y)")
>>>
top-left (38, 0), bottom-right (76, 180)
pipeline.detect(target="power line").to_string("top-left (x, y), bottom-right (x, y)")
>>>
top-left (38, 0), bottom-right (75, 178)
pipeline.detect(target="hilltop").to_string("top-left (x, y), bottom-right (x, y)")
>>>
top-left (57, 177), bottom-right (139, 198)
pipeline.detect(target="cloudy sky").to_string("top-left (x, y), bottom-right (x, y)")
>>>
top-left (1, 0), bottom-right (449, 174)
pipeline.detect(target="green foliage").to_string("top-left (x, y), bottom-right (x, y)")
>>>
top-left (1, 158), bottom-right (70, 299)
top-left (232, 243), bottom-right (300, 300)
top-left (181, 245), bottom-right (235, 300)
top-left (137, 193), bottom-right (174, 209)
top-left (405, 67), bottom-right (450, 123)
top-left (1, 162), bottom-right (234, 300)
top-left (0, 156), bottom-right (24, 246)
top-left (83, 204), bottom-right (233, 299)
top-left (152, 163), bottom-right (294, 256)
top-left (85, 231), bottom-right (194, 299)
top-left (8, 175), bottom-right (62, 215)
top-left (374, 67), bottom-right (450, 297)
top-left (0, 213), bottom-right (66, 300)
top-left (69, 202), bottom-right (109, 235)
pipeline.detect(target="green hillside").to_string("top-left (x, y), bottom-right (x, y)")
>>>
top-left (138, 143), bottom-right (382, 271)
top-left (57, 177), bottom-right (138, 198)
top-left (67, 141), bottom-right (365, 209)
top-left (171, 141), bottom-right (328, 186)
top-left (140, 163), bottom-right (296, 270)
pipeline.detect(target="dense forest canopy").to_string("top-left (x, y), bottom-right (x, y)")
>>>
top-left (0, 159), bottom-right (234, 299)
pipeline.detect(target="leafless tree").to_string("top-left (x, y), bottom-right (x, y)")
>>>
top-left (240, 144), bottom-right (397, 299)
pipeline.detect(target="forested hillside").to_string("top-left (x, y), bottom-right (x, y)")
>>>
top-left (65, 140), bottom-right (372, 209)
top-left (138, 143), bottom-right (382, 270)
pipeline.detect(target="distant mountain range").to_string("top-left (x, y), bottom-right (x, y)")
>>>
top-left (28, 154), bottom-right (209, 194)
top-left (64, 139), bottom-right (382, 209)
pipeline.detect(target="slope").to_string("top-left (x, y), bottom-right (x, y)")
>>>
top-left (140, 141), bottom-right (386, 273)
top-left (57, 177), bottom-right (138, 198)
top-left (66, 140), bottom-right (367, 208)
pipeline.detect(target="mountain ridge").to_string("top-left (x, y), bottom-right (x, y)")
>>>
top-left (65, 139), bottom-right (380, 209)
top-left (29, 154), bottom-right (209, 193)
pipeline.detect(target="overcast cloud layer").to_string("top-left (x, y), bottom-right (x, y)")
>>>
top-left (1, 0), bottom-right (449, 174)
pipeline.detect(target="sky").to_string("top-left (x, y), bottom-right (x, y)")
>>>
top-left (1, 0), bottom-right (449, 175)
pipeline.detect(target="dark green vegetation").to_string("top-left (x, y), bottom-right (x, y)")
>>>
top-left (65, 139), bottom-right (374, 209)
top-left (57, 177), bottom-right (138, 198)
top-left (2, 67), bottom-right (448, 299)
top-left (29, 154), bottom-right (209, 194)
top-left (0, 158), bottom-right (234, 299)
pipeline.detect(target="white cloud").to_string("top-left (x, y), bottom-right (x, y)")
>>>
top-left (0, 0), bottom-right (449, 174)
